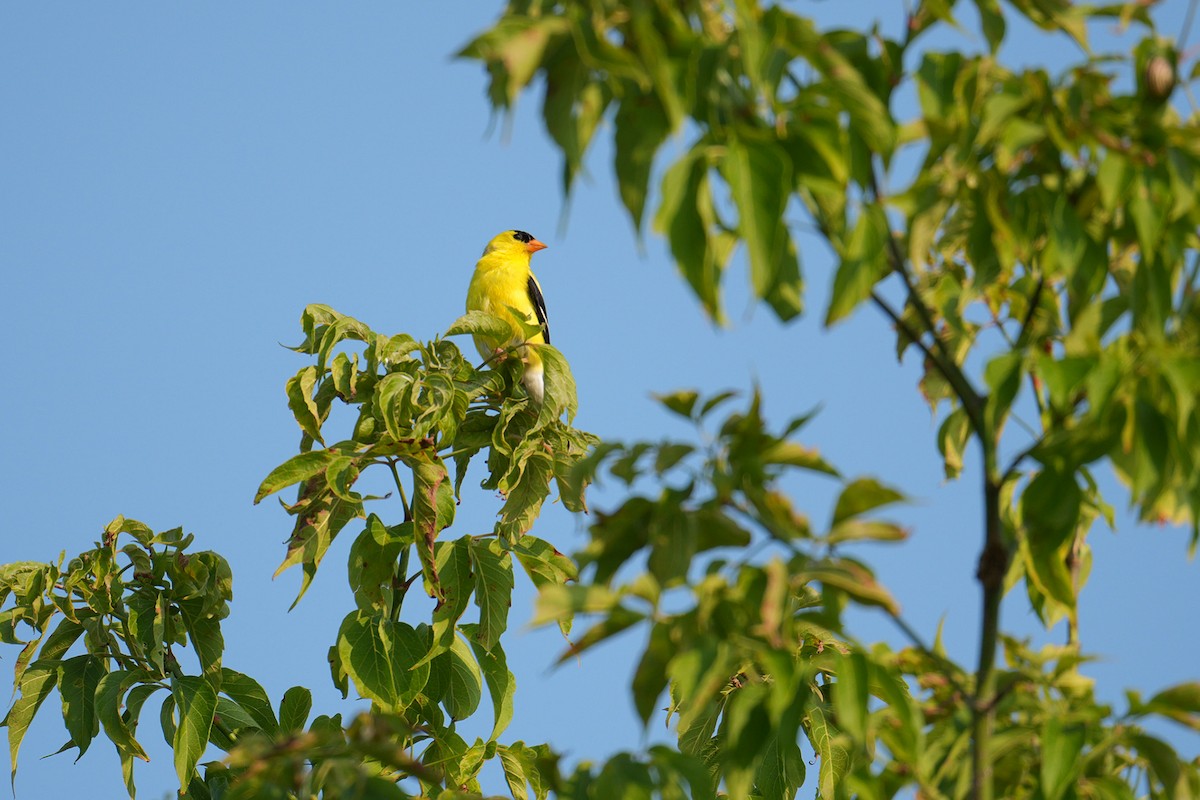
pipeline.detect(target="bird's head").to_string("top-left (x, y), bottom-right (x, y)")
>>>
top-left (483, 229), bottom-right (548, 258)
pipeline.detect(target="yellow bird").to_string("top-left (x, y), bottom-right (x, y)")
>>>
top-left (466, 230), bottom-right (551, 404)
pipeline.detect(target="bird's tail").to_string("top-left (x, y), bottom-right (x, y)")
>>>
top-left (522, 353), bottom-right (545, 405)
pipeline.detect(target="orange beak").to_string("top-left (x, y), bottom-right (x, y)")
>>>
top-left (526, 239), bottom-right (548, 254)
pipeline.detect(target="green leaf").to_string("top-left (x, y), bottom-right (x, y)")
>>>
top-left (537, 344), bottom-right (579, 425)
top-left (408, 454), bottom-right (453, 601)
top-left (95, 670), bottom-right (152, 765)
top-left (212, 697), bottom-right (257, 743)
top-left (5, 662), bottom-right (58, 785)
top-left (348, 516), bottom-right (409, 613)
top-left (1143, 682), bottom-right (1200, 731)
top-left (513, 535), bottom-right (577, 590)
top-left (833, 652), bottom-right (870, 744)
top-left (456, 15), bottom-right (568, 107)
top-left (983, 351), bottom-right (1024, 434)
top-left (807, 32), bottom-right (896, 157)
top-left (761, 441), bottom-right (839, 476)
top-left (754, 731), bottom-right (806, 800)
top-left (220, 669), bottom-right (279, 735)
top-left (497, 447), bottom-right (555, 543)
top-left (1097, 152), bottom-right (1132, 211)
top-left (120, 684), bottom-right (161, 798)
top-left (831, 477), bottom-right (906, 526)
top-left (719, 684), bottom-right (771, 797)
top-left (177, 597), bottom-right (224, 682)
top-left (337, 612), bottom-right (430, 713)
top-left (556, 606), bottom-right (645, 666)
top-left (445, 310), bottom-right (516, 343)
top-left (285, 365), bottom-right (325, 444)
top-left (614, 93), bottom-right (671, 233)
top-left (462, 624), bottom-right (515, 742)
top-left (916, 52), bottom-right (962, 130)
top-left (159, 693), bottom-right (177, 747)
top-left (1023, 470), bottom-right (1081, 551)
top-left (532, 584), bottom-right (621, 627)
top-left (427, 536), bottom-right (474, 663)
top-left (632, 623), bottom-right (672, 726)
top-left (654, 147), bottom-right (729, 323)
top-left (254, 450), bottom-right (333, 504)
top-left (1022, 469), bottom-right (1081, 606)
top-left (1130, 733), bottom-right (1183, 791)
top-left (806, 559), bottom-right (899, 614)
top-left (498, 744), bottom-right (532, 800)
top-left (1045, 195), bottom-right (1087, 277)
top-left (172, 675), bottom-right (217, 791)
top-left (1036, 355), bottom-right (1094, 411)
top-left (468, 538), bottom-right (513, 652)
top-left (694, 505), bottom-right (756, 549)
top-left (825, 203), bottom-right (890, 325)
top-left (377, 371), bottom-right (418, 442)
top-left (974, 0), bottom-right (1006, 52)
top-left (654, 443), bottom-right (694, 474)
top-left (315, 315), bottom-right (373, 372)
top-left (827, 519), bottom-right (908, 544)
top-left (325, 455), bottom-right (361, 503)
top-left (541, 46), bottom-right (611, 197)
top-left (594, 751), bottom-right (655, 800)
top-left (58, 654), bottom-right (107, 759)
top-left (805, 703), bottom-right (849, 800)
top-left (724, 137), bottom-right (803, 321)
top-left (444, 636), bottom-right (483, 722)
top-left (654, 390), bottom-right (699, 419)
top-left (937, 407), bottom-right (970, 480)
top-left (278, 685), bottom-right (312, 733)
top-left (1040, 718), bottom-right (1085, 800)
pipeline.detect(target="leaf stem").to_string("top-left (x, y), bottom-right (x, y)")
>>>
top-left (390, 548), bottom-right (411, 624)
top-left (386, 459), bottom-right (413, 522)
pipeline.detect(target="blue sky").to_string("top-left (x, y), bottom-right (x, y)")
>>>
top-left (1, 3), bottom-right (1196, 797)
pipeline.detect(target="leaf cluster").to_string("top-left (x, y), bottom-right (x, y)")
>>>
top-left (2, 306), bottom-right (600, 798)
top-left (0, 517), bottom-right (236, 796)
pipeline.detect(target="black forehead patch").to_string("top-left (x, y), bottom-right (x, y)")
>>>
top-left (511, 230), bottom-right (533, 243)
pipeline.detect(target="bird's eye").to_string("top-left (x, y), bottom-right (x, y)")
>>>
top-left (512, 230), bottom-right (533, 243)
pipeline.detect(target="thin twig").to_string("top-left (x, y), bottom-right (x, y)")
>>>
top-left (885, 609), bottom-right (971, 698)
top-left (869, 168), bottom-right (986, 433)
top-left (869, 291), bottom-right (943, 384)
top-left (1179, 0), bottom-right (1199, 51)
top-left (1001, 439), bottom-right (1043, 483)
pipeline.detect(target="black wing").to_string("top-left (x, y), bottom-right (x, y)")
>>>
top-left (527, 274), bottom-right (550, 344)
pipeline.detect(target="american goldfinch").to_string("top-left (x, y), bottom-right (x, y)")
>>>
top-left (466, 229), bottom-right (551, 404)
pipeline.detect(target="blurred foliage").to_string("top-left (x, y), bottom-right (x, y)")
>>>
top-left (456, 0), bottom-right (1200, 798)
top-left (4, 1), bottom-right (1200, 798)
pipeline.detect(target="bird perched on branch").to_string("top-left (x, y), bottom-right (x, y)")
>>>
top-left (466, 229), bottom-right (551, 404)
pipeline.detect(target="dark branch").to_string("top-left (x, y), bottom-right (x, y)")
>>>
top-left (868, 167), bottom-right (986, 435)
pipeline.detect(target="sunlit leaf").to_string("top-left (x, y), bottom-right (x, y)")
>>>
top-left (171, 675), bottom-right (217, 791)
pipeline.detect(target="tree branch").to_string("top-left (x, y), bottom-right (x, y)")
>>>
top-left (868, 166), bottom-right (1016, 800)
top-left (971, 454), bottom-right (1006, 800)
top-left (868, 168), bottom-right (986, 435)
